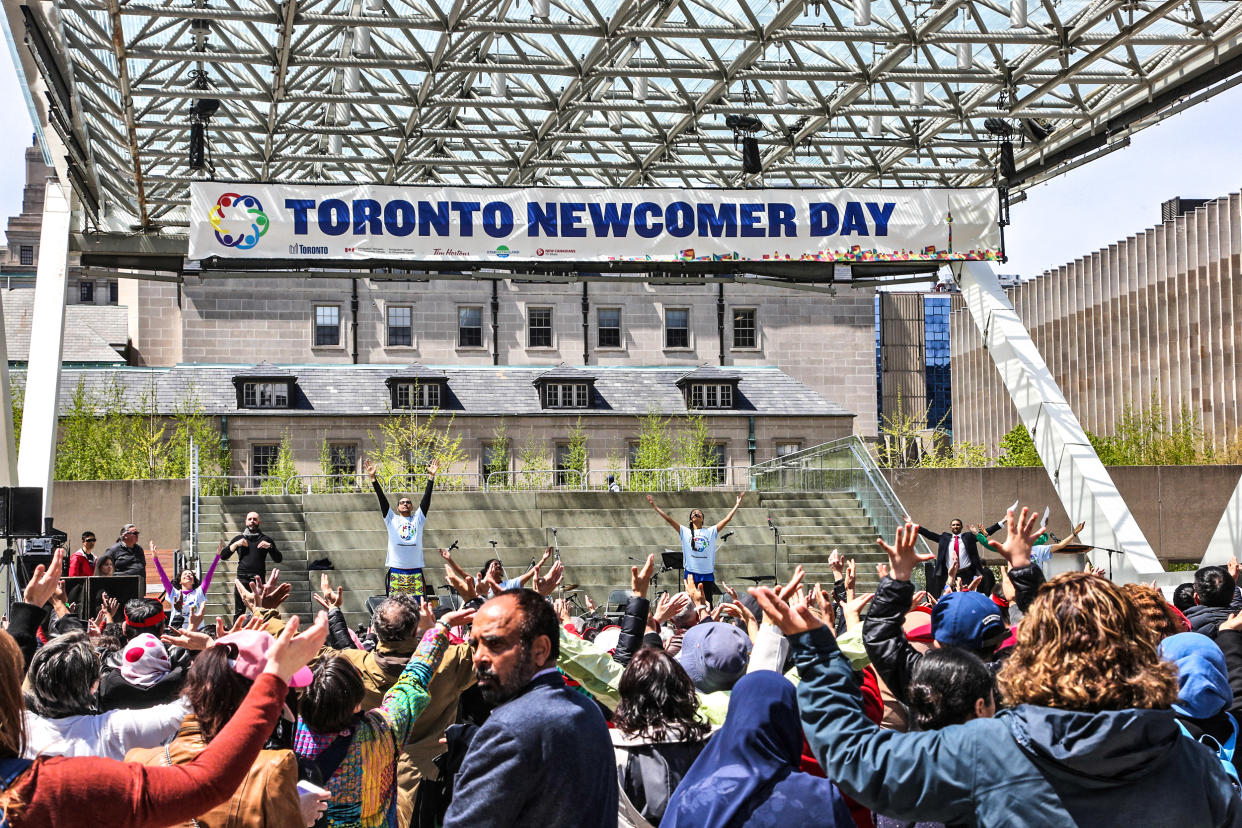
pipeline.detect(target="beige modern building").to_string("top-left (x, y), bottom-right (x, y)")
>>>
top-left (952, 191), bottom-right (1242, 452)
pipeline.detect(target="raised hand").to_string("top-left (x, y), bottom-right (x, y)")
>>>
top-left (427, 458), bottom-right (440, 478)
top-left (445, 568), bottom-right (478, 602)
top-left (1000, 566), bottom-right (1017, 604)
top-left (876, 562), bottom-right (889, 580)
top-left (1229, 555), bottom-right (1240, 581)
top-left (440, 606), bottom-right (476, 628)
top-left (22, 548), bottom-right (64, 607)
top-left (842, 591), bottom-right (874, 631)
top-left (534, 560), bottom-right (564, 597)
top-left (877, 522), bottom-right (935, 582)
top-left (630, 553), bottom-right (656, 599)
top-left (263, 613), bottom-right (330, 684)
top-left (363, 458), bottom-right (377, 479)
top-left (986, 506), bottom-right (1044, 568)
top-left (102, 593), bottom-right (120, 623)
top-left (811, 582), bottom-right (836, 630)
top-left (828, 549), bottom-right (844, 579)
top-left (416, 602), bottom-right (436, 636)
top-left (553, 598), bottom-right (572, 623)
top-left (645, 494), bottom-right (655, 506)
top-left (967, 575), bottom-right (984, 593)
top-left (314, 572), bottom-right (345, 610)
top-left (683, 574), bottom-right (705, 607)
top-left (844, 559), bottom-right (857, 600)
top-left (583, 593), bottom-right (598, 614)
top-left (188, 603), bottom-right (206, 631)
top-left (161, 628), bottom-right (212, 651)
top-left (776, 565), bottom-right (806, 602)
top-left (653, 591), bottom-right (691, 625)
top-left (750, 586), bottom-right (823, 636)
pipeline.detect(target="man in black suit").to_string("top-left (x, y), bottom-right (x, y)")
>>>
top-left (917, 517), bottom-right (1000, 596)
top-left (444, 589), bottom-right (617, 828)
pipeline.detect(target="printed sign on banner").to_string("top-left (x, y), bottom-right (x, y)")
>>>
top-left (188, 184), bottom-right (1002, 264)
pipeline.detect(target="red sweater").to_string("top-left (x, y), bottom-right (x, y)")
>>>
top-left (9, 673), bottom-right (288, 828)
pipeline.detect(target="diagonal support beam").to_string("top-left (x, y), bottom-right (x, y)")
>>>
top-left (16, 181), bottom-right (71, 522)
top-left (953, 259), bottom-right (1162, 579)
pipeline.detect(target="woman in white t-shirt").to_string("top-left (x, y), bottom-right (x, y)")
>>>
top-left (647, 491), bottom-right (744, 603)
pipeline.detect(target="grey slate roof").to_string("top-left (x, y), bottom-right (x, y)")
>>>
top-left (13, 364), bottom-right (853, 418)
top-left (3, 290), bottom-right (126, 365)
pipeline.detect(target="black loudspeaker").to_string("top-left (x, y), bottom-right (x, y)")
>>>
top-left (999, 140), bottom-right (1016, 180)
top-left (87, 575), bottom-right (144, 619)
top-left (11, 553), bottom-right (53, 590)
top-left (62, 577), bottom-right (89, 617)
top-left (7, 487), bottom-right (44, 538)
top-left (741, 137), bottom-right (762, 174)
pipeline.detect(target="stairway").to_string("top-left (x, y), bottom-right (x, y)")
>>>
top-left (759, 491), bottom-right (888, 594)
top-left (194, 495), bottom-right (312, 623)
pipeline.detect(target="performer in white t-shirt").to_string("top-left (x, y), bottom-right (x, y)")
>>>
top-left (646, 490), bottom-right (744, 603)
top-left (365, 457), bottom-right (438, 599)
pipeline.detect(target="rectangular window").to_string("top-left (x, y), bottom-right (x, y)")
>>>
top-left (482, 442), bottom-right (509, 477)
top-left (314, 305), bottom-right (340, 346)
top-left (706, 443), bottom-right (726, 485)
top-left (242, 382), bottom-right (290, 409)
top-left (79, 282), bottom-right (95, 303)
top-left (386, 305), bottom-right (412, 347)
top-left (458, 307), bottom-right (483, 348)
top-left (776, 442), bottom-right (801, 458)
top-left (689, 383), bottom-right (733, 409)
top-left (544, 382), bottom-right (589, 408)
top-left (109, 281), bottom-right (119, 304)
top-left (328, 443), bottom-right (357, 476)
top-left (597, 308), bottom-right (621, 348)
top-left (528, 307), bottom-right (553, 348)
top-left (554, 444), bottom-right (574, 487)
top-left (732, 308), bottom-right (756, 349)
top-left (251, 444), bottom-right (279, 479)
top-left (395, 382), bottom-right (440, 409)
top-left (665, 308), bottom-right (689, 349)
top-left (19, 246), bottom-right (33, 266)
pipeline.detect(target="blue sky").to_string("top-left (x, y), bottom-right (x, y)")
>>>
top-left (0, 42), bottom-right (1238, 275)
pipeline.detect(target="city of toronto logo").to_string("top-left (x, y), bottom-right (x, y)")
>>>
top-left (210, 192), bottom-right (270, 250)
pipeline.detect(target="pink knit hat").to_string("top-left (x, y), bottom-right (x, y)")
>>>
top-left (215, 629), bottom-right (314, 688)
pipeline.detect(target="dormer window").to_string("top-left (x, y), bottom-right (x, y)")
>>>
top-left (243, 382), bottom-right (290, 409)
top-left (689, 383), bottom-right (733, 409)
top-left (233, 364), bottom-right (298, 410)
top-left (544, 382), bottom-right (590, 408)
top-left (394, 381), bottom-right (440, 410)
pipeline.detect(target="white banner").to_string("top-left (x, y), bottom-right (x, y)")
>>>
top-left (189, 183), bottom-right (1001, 264)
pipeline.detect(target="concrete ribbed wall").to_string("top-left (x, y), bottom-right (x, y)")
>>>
top-left (952, 191), bottom-right (1242, 452)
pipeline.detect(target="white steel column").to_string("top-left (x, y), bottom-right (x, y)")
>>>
top-left (16, 180), bottom-right (71, 520)
top-left (1202, 480), bottom-right (1242, 566)
top-left (0, 288), bottom-right (16, 486)
top-left (953, 259), bottom-right (1163, 578)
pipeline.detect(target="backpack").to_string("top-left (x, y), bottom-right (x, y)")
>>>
top-left (1177, 715), bottom-right (1241, 787)
top-left (0, 757), bottom-right (34, 828)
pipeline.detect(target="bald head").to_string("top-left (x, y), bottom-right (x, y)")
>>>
top-left (245, 512), bottom-right (261, 530)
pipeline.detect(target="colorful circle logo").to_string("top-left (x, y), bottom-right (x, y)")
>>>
top-left (495, 245), bottom-right (511, 258)
top-left (210, 193), bottom-right (270, 250)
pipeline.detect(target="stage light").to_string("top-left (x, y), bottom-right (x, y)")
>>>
top-left (491, 72), bottom-right (507, 98)
top-left (188, 121), bottom-right (205, 169)
top-left (772, 78), bottom-right (788, 105)
top-left (868, 114), bottom-right (882, 137)
top-left (999, 138), bottom-right (1016, 179)
top-left (853, 0), bottom-right (870, 26)
top-left (725, 114), bottom-right (763, 132)
top-left (910, 80), bottom-right (925, 107)
top-left (741, 136), bottom-right (761, 174)
top-left (957, 42), bottom-right (972, 70)
top-left (190, 98), bottom-right (220, 119)
top-left (1010, 0), bottom-right (1027, 28)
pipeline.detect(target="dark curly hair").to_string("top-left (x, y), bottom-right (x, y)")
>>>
top-left (301, 656), bottom-right (364, 733)
top-left (907, 647), bottom-right (995, 731)
top-left (998, 571), bottom-right (1178, 712)
top-left (613, 647), bottom-right (710, 742)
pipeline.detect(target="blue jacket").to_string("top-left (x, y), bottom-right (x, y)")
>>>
top-left (443, 670), bottom-right (617, 828)
top-left (791, 626), bottom-right (1242, 828)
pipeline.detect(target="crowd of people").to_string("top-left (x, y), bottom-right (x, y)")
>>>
top-left (8, 495), bottom-right (1242, 827)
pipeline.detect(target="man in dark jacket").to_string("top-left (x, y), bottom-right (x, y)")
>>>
top-left (106, 524), bottom-right (147, 594)
top-left (444, 589), bottom-right (617, 828)
top-left (917, 517), bottom-right (1000, 596)
top-left (223, 511), bottom-right (282, 616)
top-left (1187, 565), bottom-right (1237, 638)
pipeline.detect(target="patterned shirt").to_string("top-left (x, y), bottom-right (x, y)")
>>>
top-left (294, 626), bottom-right (449, 828)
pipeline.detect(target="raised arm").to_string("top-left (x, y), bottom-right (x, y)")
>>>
top-left (381, 609), bottom-right (471, 745)
top-left (915, 525), bottom-right (941, 543)
top-left (715, 490), bottom-right (745, 532)
top-left (153, 555), bottom-right (176, 600)
top-left (439, 547), bottom-right (469, 580)
top-left (419, 458), bottom-right (438, 517)
top-left (366, 457), bottom-right (391, 517)
top-left (200, 547), bottom-right (223, 593)
top-left (514, 547), bottom-right (553, 586)
top-left (645, 494), bottom-right (681, 532)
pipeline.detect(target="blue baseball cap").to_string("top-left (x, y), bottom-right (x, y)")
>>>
top-left (931, 590), bottom-right (1006, 651)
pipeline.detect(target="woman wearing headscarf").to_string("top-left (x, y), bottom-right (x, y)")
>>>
top-left (1160, 632), bottom-right (1242, 781)
top-left (660, 671), bottom-right (854, 828)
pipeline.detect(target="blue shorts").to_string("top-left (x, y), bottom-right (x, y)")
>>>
top-left (688, 572), bottom-right (715, 585)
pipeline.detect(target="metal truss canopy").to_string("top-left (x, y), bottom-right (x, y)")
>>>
top-left (6, 0), bottom-right (1242, 231)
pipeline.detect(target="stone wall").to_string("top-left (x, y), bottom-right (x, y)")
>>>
top-left (140, 276), bottom-right (880, 435)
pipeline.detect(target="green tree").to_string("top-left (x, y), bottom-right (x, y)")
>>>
top-left (674, 413), bottom-right (715, 487)
top-left (917, 439), bottom-right (989, 468)
top-left (876, 392), bottom-right (929, 468)
top-left (630, 411), bottom-right (674, 491)
top-left (366, 408), bottom-right (468, 490)
top-left (996, 424), bottom-right (1041, 467)
top-left (516, 429), bottom-right (551, 489)
top-left (560, 417), bottom-right (589, 487)
top-left (260, 432), bottom-right (300, 494)
top-left (484, 418), bottom-right (511, 484)
top-left (9, 381), bottom-right (22, 454)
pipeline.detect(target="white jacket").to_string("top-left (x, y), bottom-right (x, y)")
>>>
top-left (24, 697), bottom-right (190, 760)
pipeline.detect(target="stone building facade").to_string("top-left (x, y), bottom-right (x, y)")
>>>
top-left (952, 190), bottom-right (1242, 452)
top-left (127, 275), bottom-right (880, 435)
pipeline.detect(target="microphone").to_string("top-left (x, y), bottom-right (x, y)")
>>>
top-left (551, 527), bottom-right (558, 535)
top-left (766, 515), bottom-right (773, 528)
top-left (488, 539), bottom-right (498, 550)
top-left (721, 531), bottom-right (735, 543)
top-left (448, 539), bottom-right (459, 552)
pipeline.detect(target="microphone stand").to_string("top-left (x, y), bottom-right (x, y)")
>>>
top-left (767, 515), bottom-right (780, 584)
top-left (551, 527), bottom-right (562, 603)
